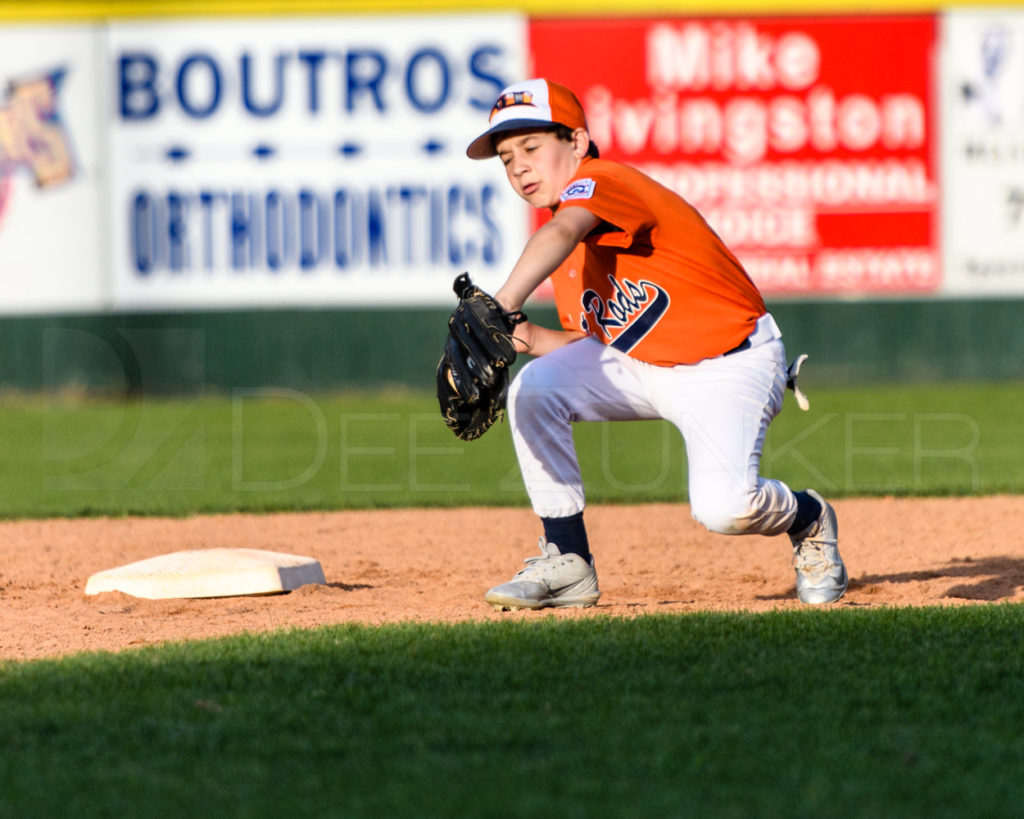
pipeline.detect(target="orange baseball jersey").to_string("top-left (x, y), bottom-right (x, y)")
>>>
top-left (551, 157), bottom-right (766, 366)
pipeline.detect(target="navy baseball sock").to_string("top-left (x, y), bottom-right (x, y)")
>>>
top-left (788, 491), bottom-right (823, 535)
top-left (542, 512), bottom-right (591, 562)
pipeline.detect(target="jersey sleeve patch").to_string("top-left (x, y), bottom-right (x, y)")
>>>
top-left (560, 178), bottom-right (596, 202)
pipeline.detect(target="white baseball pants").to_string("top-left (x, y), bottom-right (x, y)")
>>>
top-left (507, 317), bottom-right (799, 536)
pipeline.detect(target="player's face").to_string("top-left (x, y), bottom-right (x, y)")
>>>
top-left (495, 130), bottom-right (582, 208)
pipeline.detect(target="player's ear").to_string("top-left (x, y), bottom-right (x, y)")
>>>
top-left (571, 128), bottom-right (591, 159)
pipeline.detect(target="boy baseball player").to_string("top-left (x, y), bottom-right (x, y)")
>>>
top-left (466, 78), bottom-right (847, 609)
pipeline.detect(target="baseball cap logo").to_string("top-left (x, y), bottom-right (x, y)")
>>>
top-left (468, 78), bottom-right (586, 160)
top-left (490, 90), bottom-right (535, 121)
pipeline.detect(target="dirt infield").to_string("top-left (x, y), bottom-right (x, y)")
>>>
top-left (2, 497), bottom-right (1023, 661)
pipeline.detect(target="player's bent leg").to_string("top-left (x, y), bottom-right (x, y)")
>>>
top-left (508, 338), bottom-right (657, 519)
top-left (508, 357), bottom-right (586, 520)
top-left (654, 339), bottom-right (847, 603)
top-left (689, 476), bottom-right (796, 537)
top-left (493, 340), bottom-right (656, 610)
top-left (666, 342), bottom-right (793, 537)
top-left (689, 473), bottom-right (847, 604)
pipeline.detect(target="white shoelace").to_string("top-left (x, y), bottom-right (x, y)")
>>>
top-left (516, 553), bottom-right (573, 579)
top-left (793, 538), bottom-right (838, 582)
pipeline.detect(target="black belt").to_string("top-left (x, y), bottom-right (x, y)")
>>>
top-left (723, 337), bottom-right (752, 356)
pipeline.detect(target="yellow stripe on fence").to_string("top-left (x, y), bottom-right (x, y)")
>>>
top-left (3, 0), bottom-right (1022, 23)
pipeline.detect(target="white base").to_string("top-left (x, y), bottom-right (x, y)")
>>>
top-left (84, 548), bottom-right (327, 599)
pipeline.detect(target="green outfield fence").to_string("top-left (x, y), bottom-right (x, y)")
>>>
top-left (1, 299), bottom-right (1021, 396)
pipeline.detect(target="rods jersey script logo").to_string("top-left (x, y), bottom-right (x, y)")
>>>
top-left (580, 275), bottom-right (670, 354)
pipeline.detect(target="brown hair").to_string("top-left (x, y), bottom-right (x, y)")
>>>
top-left (552, 123), bottom-right (600, 158)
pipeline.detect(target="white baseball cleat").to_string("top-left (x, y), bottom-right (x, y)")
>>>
top-left (485, 538), bottom-right (600, 611)
top-left (790, 489), bottom-right (848, 604)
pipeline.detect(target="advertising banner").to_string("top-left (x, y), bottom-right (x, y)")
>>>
top-left (530, 15), bottom-right (940, 297)
top-left (107, 14), bottom-right (527, 309)
top-left (8, 11), bottom-right (1019, 315)
top-left (942, 9), bottom-right (1024, 296)
top-left (0, 25), bottom-right (104, 315)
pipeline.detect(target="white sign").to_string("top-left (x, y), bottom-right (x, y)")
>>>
top-left (942, 9), bottom-right (1024, 295)
top-left (107, 15), bottom-right (527, 309)
top-left (0, 25), bottom-right (105, 315)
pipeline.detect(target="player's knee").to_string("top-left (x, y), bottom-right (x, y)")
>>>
top-left (690, 491), bottom-right (759, 535)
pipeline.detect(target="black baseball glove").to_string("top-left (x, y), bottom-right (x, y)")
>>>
top-left (437, 272), bottom-right (526, 441)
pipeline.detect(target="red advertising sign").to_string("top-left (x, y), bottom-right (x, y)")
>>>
top-left (530, 15), bottom-right (939, 296)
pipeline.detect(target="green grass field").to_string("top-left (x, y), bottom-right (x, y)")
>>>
top-left (2, 381), bottom-right (1022, 518)
top-left (3, 609), bottom-right (1024, 817)
top-left (2, 381), bottom-right (1023, 816)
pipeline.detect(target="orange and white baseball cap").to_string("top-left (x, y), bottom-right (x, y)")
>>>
top-left (466, 78), bottom-right (588, 160)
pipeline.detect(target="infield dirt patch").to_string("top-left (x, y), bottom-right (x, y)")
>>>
top-left (2, 496), bottom-right (1023, 661)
